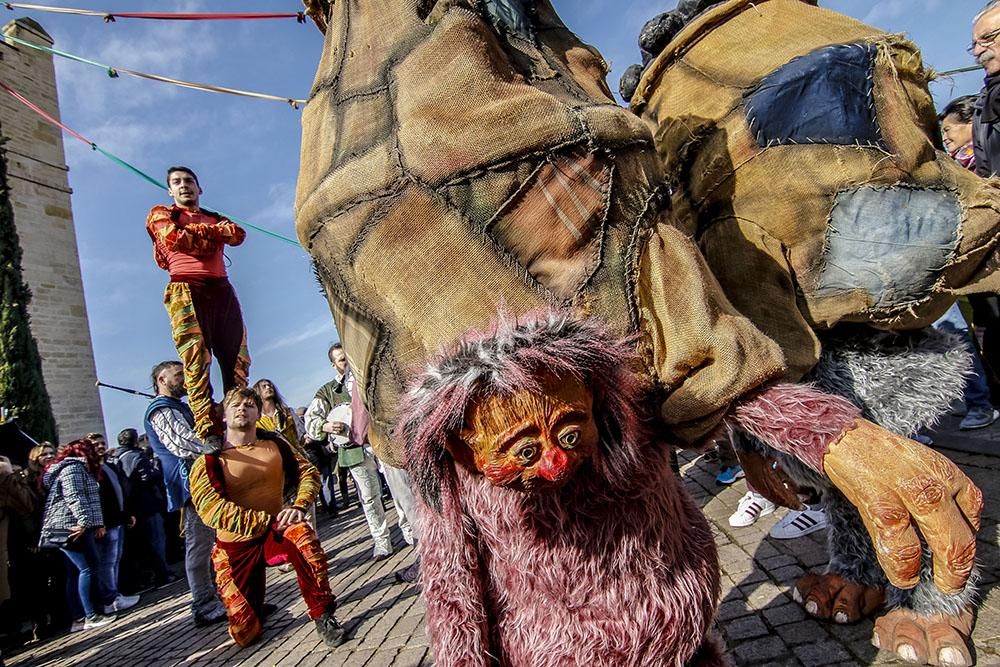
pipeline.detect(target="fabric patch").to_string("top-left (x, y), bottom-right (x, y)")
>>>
top-left (484, 0), bottom-right (534, 40)
top-left (488, 149), bottom-right (611, 299)
top-left (745, 43), bottom-right (881, 147)
top-left (815, 187), bottom-right (961, 307)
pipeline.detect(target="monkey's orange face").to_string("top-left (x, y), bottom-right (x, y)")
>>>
top-left (456, 374), bottom-right (599, 492)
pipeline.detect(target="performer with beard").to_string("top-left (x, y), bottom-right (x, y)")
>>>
top-left (188, 387), bottom-right (346, 649)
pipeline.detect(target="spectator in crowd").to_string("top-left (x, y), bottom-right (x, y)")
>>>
top-left (24, 443), bottom-right (55, 493)
top-left (0, 456), bottom-right (33, 615)
top-left (941, 95), bottom-right (978, 168)
top-left (305, 344), bottom-right (354, 514)
top-left (970, 3), bottom-right (1000, 388)
top-left (937, 93), bottom-right (1000, 429)
top-left (253, 379), bottom-right (318, 534)
top-left (306, 343), bottom-right (394, 559)
top-left (85, 433), bottom-right (140, 614)
top-left (38, 439), bottom-right (116, 630)
top-left (253, 379), bottom-right (305, 447)
top-left (17, 444), bottom-right (65, 639)
top-left (296, 407), bottom-right (338, 518)
top-left (116, 428), bottom-right (176, 588)
top-left (145, 360), bottom-right (227, 627)
top-left (189, 387), bottom-right (346, 648)
top-left (721, 430), bottom-right (828, 539)
top-left (973, 1), bottom-right (1000, 176)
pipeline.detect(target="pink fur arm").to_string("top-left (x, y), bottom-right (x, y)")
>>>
top-left (418, 489), bottom-right (492, 666)
top-left (729, 383), bottom-right (861, 474)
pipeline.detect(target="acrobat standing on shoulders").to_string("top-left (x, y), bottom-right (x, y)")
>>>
top-left (146, 166), bottom-right (251, 450)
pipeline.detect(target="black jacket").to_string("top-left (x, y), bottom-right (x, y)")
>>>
top-left (973, 89), bottom-right (1000, 177)
top-left (117, 448), bottom-right (167, 519)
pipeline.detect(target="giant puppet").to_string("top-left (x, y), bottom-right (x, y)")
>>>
top-left (296, 1), bottom-right (988, 665)
top-left (620, 1), bottom-right (1000, 665)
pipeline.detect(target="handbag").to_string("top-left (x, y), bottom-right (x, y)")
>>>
top-left (39, 527), bottom-right (76, 550)
top-left (336, 444), bottom-right (366, 468)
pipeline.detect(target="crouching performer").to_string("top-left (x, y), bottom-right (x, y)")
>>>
top-left (396, 315), bottom-right (982, 666)
top-left (189, 387), bottom-right (346, 648)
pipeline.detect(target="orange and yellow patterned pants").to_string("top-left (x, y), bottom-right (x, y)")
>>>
top-left (212, 523), bottom-right (335, 648)
top-left (164, 278), bottom-right (250, 439)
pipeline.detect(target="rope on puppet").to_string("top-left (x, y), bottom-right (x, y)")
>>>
top-left (4, 3), bottom-right (307, 22)
top-left (0, 79), bottom-right (301, 248)
top-left (2, 33), bottom-right (307, 108)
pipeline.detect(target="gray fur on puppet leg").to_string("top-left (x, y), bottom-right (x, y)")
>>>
top-left (807, 326), bottom-right (971, 438)
top-left (821, 489), bottom-right (887, 589)
top-left (887, 555), bottom-right (980, 618)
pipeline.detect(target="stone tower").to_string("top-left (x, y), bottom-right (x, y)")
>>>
top-left (1, 17), bottom-right (105, 441)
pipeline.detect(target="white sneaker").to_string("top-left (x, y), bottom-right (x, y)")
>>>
top-left (104, 593), bottom-right (140, 614)
top-left (83, 613), bottom-right (116, 630)
top-left (769, 507), bottom-right (828, 539)
top-left (70, 618), bottom-right (86, 633)
top-left (728, 491), bottom-right (776, 527)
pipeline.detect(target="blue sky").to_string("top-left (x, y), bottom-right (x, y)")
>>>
top-left (3, 0), bottom-right (986, 439)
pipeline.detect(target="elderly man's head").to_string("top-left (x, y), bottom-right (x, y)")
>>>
top-left (974, 1), bottom-right (1000, 75)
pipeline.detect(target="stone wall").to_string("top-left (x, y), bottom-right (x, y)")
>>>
top-left (1, 18), bottom-right (105, 441)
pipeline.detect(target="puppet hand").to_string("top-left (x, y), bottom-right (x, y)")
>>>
top-left (823, 420), bottom-right (981, 594)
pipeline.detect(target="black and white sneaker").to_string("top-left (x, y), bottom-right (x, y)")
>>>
top-left (769, 507), bottom-right (828, 539)
top-left (728, 491), bottom-right (776, 527)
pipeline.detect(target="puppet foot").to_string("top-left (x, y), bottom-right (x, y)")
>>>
top-left (872, 608), bottom-right (974, 666)
top-left (793, 573), bottom-right (884, 624)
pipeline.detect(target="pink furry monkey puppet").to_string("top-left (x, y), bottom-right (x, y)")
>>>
top-left (396, 315), bottom-right (726, 666)
top-left (396, 314), bottom-right (982, 666)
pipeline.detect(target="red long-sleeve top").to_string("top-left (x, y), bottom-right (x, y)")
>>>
top-left (146, 205), bottom-right (246, 280)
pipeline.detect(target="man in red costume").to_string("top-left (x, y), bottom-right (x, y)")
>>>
top-left (189, 387), bottom-right (346, 649)
top-left (146, 166), bottom-right (251, 449)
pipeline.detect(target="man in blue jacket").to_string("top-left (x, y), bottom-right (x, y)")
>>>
top-left (144, 360), bottom-right (225, 626)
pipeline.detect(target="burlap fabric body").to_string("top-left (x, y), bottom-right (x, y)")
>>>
top-left (296, 0), bottom-right (784, 465)
top-left (631, 0), bottom-right (1000, 380)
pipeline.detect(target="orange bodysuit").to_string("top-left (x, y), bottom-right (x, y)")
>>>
top-left (215, 440), bottom-right (285, 542)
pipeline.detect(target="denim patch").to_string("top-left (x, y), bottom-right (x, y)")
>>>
top-left (745, 43), bottom-right (881, 147)
top-left (815, 186), bottom-right (961, 307)
top-left (484, 0), bottom-right (534, 40)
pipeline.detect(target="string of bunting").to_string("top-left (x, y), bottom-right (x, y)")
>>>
top-left (4, 3), bottom-right (307, 22)
top-left (0, 78), bottom-right (301, 248)
top-left (3, 33), bottom-right (307, 107)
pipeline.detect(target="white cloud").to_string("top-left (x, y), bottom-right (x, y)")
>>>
top-left (53, 0), bottom-right (221, 118)
top-left (247, 181), bottom-right (296, 231)
top-left (256, 315), bottom-right (335, 355)
top-left (863, 0), bottom-right (943, 27)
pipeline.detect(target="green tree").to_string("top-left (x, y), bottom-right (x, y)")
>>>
top-left (0, 135), bottom-right (57, 443)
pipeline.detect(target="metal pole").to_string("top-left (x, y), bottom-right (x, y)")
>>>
top-left (95, 380), bottom-right (156, 399)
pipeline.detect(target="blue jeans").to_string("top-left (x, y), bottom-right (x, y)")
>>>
top-left (61, 530), bottom-right (113, 618)
top-left (936, 319), bottom-right (994, 413)
top-left (141, 513), bottom-right (170, 580)
top-left (95, 525), bottom-right (123, 599)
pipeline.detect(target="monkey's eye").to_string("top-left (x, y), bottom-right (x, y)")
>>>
top-left (559, 430), bottom-right (580, 449)
top-left (516, 445), bottom-right (537, 464)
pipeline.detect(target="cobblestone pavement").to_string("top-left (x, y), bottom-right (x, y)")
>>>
top-left (8, 418), bottom-right (999, 666)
